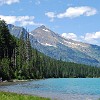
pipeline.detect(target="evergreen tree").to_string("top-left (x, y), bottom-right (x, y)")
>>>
top-left (26, 32), bottom-right (32, 64)
top-left (0, 19), bottom-right (16, 59)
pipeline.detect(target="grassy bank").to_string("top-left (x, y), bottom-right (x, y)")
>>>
top-left (0, 91), bottom-right (51, 100)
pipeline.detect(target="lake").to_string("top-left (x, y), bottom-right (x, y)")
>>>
top-left (0, 78), bottom-right (100, 100)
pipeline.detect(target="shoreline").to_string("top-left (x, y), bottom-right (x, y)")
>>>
top-left (0, 79), bottom-right (30, 86)
top-left (0, 78), bottom-right (46, 86)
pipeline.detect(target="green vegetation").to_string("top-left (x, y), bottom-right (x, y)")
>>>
top-left (0, 91), bottom-right (50, 100)
top-left (0, 19), bottom-right (100, 81)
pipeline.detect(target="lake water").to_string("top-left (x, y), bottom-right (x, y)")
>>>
top-left (0, 78), bottom-right (100, 100)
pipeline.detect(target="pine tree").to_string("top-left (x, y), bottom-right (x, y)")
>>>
top-left (26, 31), bottom-right (32, 67)
top-left (19, 29), bottom-right (26, 67)
top-left (0, 19), bottom-right (16, 59)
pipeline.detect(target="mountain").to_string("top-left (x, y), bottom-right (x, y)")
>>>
top-left (8, 24), bottom-right (28, 39)
top-left (8, 24), bottom-right (100, 67)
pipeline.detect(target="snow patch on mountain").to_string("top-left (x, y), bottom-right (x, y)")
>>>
top-left (29, 32), bottom-right (34, 36)
top-left (42, 29), bottom-right (50, 32)
top-left (59, 41), bottom-right (64, 45)
top-left (63, 40), bottom-right (88, 48)
top-left (39, 42), bottom-right (56, 47)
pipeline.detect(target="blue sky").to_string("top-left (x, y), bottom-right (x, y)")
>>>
top-left (0, 0), bottom-right (100, 46)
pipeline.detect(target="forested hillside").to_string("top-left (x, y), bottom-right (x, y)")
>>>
top-left (0, 19), bottom-right (100, 81)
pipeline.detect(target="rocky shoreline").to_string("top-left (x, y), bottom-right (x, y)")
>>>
top-left (0, 79), bottom-right (30, 86)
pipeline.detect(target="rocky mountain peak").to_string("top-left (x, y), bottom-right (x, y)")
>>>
top-left (7, 24), bottom-right (14, 30)
top-left (40, 25), bottom-right (47, 29)
top-left (33, 25), bottom-right (51, 33)
top-left (30, 25), bottom-right (59, 47)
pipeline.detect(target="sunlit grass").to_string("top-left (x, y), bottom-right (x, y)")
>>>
top-left (0, 91), bottom-right (51, 100)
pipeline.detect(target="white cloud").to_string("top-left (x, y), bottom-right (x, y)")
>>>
top-left (0, 0), bottom-right (20, 5)
top-left (81, 31), bottom-right (100, 45)
top-left (45, 6), bottom-right (97, 21)
top-left (61, 32), bottom-right (100, 46)
top-left (45, 12), bottom-right (56, 22)
top-left (83, 32), bottom-right (100, 40)
top-left (62, 33), bottom-right (78, 40)
top-left (57, 6), bottom-right (97, 18)
top-left (0, 15), bottom-right (42, 26)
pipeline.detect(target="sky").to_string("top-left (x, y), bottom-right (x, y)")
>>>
top-left (0, 0), bottom-right (100, 46)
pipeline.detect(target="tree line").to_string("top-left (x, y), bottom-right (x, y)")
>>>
top-left (0, 19), bottom-right (100, 81)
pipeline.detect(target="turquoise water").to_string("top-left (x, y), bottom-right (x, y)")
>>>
top-left (0, 78), bottom-right (100, 100)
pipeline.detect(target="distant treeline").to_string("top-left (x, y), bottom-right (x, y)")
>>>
top-left (0, 19), bottom-right (100, 81)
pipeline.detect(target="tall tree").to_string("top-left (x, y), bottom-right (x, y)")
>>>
top-left (0, 19), bottom-right (16, 59)
top-left (26, 32), bottom-right (32, 66)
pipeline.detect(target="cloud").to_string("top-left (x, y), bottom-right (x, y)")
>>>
top-left (61, 33), bottom-right (78, 41)
top-left (61, 31), bottom-right (100, 46)
top-left (45, 6), bottom-right (97, 21)
top-left (57, 6), bottom-right (97, 18)
top-left (0, 15), bottom-right (42, 26)
top-left (45, 12), bottom-right (56, 22)
top-left (0, 0), bottom-right (20, 5)
top-left (81, 31), bottom-right (100, 45)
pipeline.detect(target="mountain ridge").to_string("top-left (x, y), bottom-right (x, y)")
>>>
top-left (8, 24), bottom-right (100, 67)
